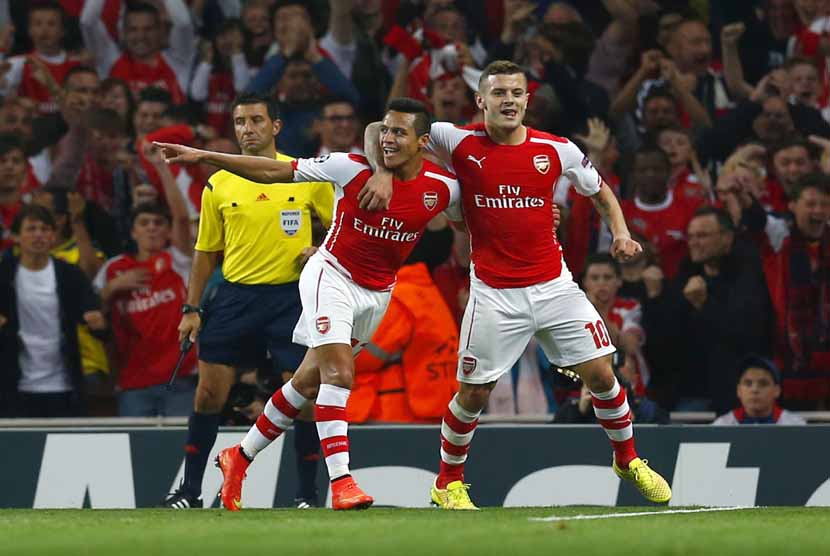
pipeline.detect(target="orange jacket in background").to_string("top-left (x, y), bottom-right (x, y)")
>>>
top-left (348, 263), bottom-right (459, 423)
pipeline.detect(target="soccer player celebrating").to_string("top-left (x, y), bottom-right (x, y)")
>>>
top-left (155, 98), bottom-right (462, 511)
top-left (160, 92), bottom-right (334, 509)
top-left (361, 61), bottom-right (672, 509)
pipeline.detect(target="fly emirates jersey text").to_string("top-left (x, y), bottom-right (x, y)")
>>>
top-left (428, 122), bottom-right (603, 288)
top-left (292, 153), bottom-right (462, 291)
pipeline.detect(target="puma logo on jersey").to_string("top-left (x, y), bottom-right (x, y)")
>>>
top-left (467, 154), bottom-right (486, 168)
top-left (256, 193), bottom-right (270, 202)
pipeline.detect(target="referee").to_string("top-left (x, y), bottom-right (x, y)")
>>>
top-left (163, 92), bottom-right (333, 509)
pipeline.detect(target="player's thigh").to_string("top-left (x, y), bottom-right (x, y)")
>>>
top-left (293, 256), bottom-right (358, 349)
top-left (533, 278), bottom-right (616, 368)
top-left (193, 360), bottom-right (237, 412)
top-left (457, 284), bottom-right (534, 385)
top-left (350, 287), bottom-right (392, 356)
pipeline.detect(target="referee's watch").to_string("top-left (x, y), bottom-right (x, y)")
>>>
top-left (182, 304), bottom-right (203, 317)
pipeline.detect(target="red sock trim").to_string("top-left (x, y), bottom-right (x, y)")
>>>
top-left (316, 405), bottom-right (346, 422)
top-left (320, 435), bottom-right (349, 457)
top-left (271, 389), bottom-right (301, 419)
top-left (443, 410), bottom-right (478, 435)
top-left (255, 414), bottom-right (284, 440)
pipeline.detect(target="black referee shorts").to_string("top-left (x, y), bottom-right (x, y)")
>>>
top-left (198, 280), bottom-right (306, 373)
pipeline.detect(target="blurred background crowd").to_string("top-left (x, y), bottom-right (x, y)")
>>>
top-left (0, 0), bottom-right (828, 426)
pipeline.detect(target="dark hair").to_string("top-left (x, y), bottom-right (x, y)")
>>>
top-left (129, 201), bottom-right (171, 229)
top-left (99, 78), bottom-right (136, 123)
top-left (631, 143), bottom-right (671, 169)
top-left (691, 206), bottom-right (736, 233)
top-left (87, 108), bottom-right (126, 136)
top-left (28, 0), bottom-right (65, 17)
top-left (125, 1), bottom-right (160, 20)
top-left (643, 86), bottom-right (675, 109)
top-left (769, 138), bottom-right (817, 161)
top-left (12, 204), bottom-right (55, 234)
top-left (790, 172), bottom-right (830, 201)
top-left (478, 60), bottom-right (527, 91)
top-left (39, 186), bottom-right (69, 215)
top-left (0, 134), bottom-right (25, 158)
top-left (231, 91), bottom-right (280, 121)
top-left (784, 55), bottom-right (818, 72)
top-left (138, 86), bottom-right (173, 107)
top-left (63, 65), bottom-right (98, 88)
top-left (386, 97), bottom-right (431, 136)
top-left (583, 253), bottom-right (621, 277)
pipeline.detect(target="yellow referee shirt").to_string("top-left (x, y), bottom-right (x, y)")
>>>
top-left (196, 152), bottom-right (334, 285)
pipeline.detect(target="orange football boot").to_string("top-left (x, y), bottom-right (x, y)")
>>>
top-left (214, 445), bottom-right (251, 511)
top-left (330, 476), bottom-right (374, 511)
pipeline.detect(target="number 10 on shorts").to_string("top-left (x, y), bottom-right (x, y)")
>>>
top-left (585, 320), bottom-right (610, 349)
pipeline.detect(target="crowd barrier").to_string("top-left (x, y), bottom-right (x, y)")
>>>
top-left (1, 423), bottom-right (829, 508)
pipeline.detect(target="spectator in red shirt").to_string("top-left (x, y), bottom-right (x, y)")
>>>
top-left (746, 173), bottom-right (830, 407)
top-left (0, 1), bottom-right (81, 115)
top-left (94, 143), bottom-right (195, 417)
top-left (655, 125), bottom-right (711, 202)
top-left (621, 145), bottom-right (703, 279)
top-left (0, 137), bottom-right (26, 253)
top-left (81, 0), bottom-right (196, 104)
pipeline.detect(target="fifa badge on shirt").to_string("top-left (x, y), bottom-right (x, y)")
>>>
top-left (461, 356), bottom-right (477, 375)
top-left (280, 210), bottom-right (302, 236)
top-left (423, 191), bottom-right (439, 210)
top-left (316, 316), bottom-right (331, 334)
top-left (533, 154), bottom-right (550, 174)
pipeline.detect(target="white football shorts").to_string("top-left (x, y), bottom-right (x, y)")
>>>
top-left (293, 253), bottom-right (391, 355)
top-left (457, 261), bottom-right (616, 384)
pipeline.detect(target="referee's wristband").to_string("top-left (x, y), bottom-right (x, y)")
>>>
top-left (182, 304), bottom-right (203, 317)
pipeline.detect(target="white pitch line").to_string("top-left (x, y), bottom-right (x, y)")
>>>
top-left (529, 506), bottom-right (756, 522)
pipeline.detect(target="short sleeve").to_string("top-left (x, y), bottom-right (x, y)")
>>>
top-left (426, 122), bottom-right (471, 171)
top-left (194, 182), bottom-right (224, 252)
top-left (92, 259), bottom-right (111, 292)
top-left (556, 139), bottom-right (602, 197)
top-left (310, 181), bottom-right (335, 229)
top-left (293, 153), bottom-right (368, 188)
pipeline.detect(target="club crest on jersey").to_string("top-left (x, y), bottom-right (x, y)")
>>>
top-left (316, 316), bottom-right (331, 334)
top-left (533, 154), bottom-right (550, 174)
top-left (423, 191), bottom-right (439, 210)
top-left (461, 356), bottom-right (477, 375)
top-left (280, 210), bottom-right (302, 236)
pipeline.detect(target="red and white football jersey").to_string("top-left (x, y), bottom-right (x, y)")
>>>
top-left (292, 153), bottom-right (461, 291)
top-left (109, 54), bottom-right (185, 104)
top-left (94, 247), bottom-right (196, 390)
top-left (621, 190), bottom-right (703, 279)
top-left (427, 122), bottom-right (602, 288)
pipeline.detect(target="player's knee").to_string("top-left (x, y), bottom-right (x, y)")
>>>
top-left (579, 360), bottom-right (616, 393)
top-left (193, 382), bottom-right (229, 412)
top-left (457, 383), bottom-right (493, 412)
top-left (320, 364), bottom-right (354, 389)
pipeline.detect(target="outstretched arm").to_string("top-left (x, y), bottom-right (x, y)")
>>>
top-left (590, 182), bottom-right (641, 262)
top-left (154, 142), bottom-right (295, 183)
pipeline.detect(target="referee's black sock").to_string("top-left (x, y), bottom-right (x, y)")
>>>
top-left (293, 419), bottom-right (321, 503)
top-left (183, 412), bottom-right (221, 497)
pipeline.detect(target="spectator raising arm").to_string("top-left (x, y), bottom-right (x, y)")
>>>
top-left (721, 23), bottom-right (753, 100)
top-left (80, 0), bottom-right (122, 77)
top-left (142, 142), bottom-right (192, 255)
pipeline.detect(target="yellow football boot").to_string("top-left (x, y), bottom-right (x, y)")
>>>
top-left (613, 457), bottom-right (672, 504)
top-left (430, 479), bottom-right (479, 510)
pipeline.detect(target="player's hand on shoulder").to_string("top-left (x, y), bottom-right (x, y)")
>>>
top-left (358, 171), bottom-right (393, 211)
top-left (296, 246), bottom-right (318, 268)
top-left (610, 235), bottom-right (642, 262)
top-left (153, 142), bottom-right (204, 165)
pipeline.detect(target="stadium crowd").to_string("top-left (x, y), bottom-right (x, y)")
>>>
top-left (0, 0), bottom-right (828, 426)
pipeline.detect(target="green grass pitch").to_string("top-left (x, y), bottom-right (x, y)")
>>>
top-left (1, 507), bottom-right (828, 556)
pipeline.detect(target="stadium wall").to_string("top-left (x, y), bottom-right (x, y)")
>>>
top-left (1, 425), bottom-right (829, 508)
